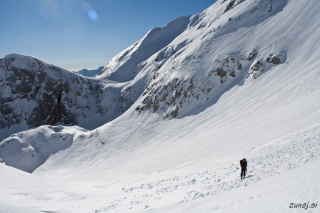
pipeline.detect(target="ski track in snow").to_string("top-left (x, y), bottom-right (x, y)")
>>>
top-left (93, 124), bottom-right (320, 212)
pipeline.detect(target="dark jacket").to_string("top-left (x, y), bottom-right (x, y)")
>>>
top-left (240, 160), bottom-right (247, 169)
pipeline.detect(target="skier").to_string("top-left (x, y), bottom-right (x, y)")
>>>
top-left (240, 158), bottom-right (247, 180)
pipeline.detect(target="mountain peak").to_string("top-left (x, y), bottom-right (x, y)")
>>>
top-left (1, 1), bottom-right (320, 211)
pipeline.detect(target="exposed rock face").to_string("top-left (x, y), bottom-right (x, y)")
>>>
top-left (136, 49), bottom-right (286, 119)
top-left (0, 54), bottom-right (91, 131)
top-left (0, 54), bottom-right (134, 140)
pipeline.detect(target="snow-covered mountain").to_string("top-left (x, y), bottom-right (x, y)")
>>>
top-left (72, 66), bottom-right (104, 78)
top-left (98, 0), bottom-right (290, 120)
top-left (0, 54), bottom-right (136, 141)
top-left (99, 16), bottom-right (192, 83)
top-left (1, 0), bottom-right (320, 212)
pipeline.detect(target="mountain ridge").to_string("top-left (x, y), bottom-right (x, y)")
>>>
top-left (1, 0), bottom-right (320, 212)
top-left (72, 66), bottom-right (104, 78)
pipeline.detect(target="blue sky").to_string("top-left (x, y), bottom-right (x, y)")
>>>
top-left (0, 0), bottom-right (216, 71)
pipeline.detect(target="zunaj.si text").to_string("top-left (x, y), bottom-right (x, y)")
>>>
top-left (289, 202), bottom-right (318, 210)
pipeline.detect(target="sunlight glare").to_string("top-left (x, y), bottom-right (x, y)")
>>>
top-left (88, 10), bottom-right (98, 21)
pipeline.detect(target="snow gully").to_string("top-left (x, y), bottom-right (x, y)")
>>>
top-left (289, 202), bottom-right (318, 210)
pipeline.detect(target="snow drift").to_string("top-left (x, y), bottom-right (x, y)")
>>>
top-left (1, 0), bottom-right (320, 212)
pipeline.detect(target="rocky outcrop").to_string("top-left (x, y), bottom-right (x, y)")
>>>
top-left (135, 48), bottom-right (286, 119)
top-left (0, 54), bottom-right (90, 130)
top-left (0, 55), bottom-right (92, 140)
top-left (0, 158), bottom-right (9, 166)
top-left (0, 54), bottom-right (141, 140)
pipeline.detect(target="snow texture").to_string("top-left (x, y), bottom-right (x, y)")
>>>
top-left (1, 0), bottom-right (320, 212)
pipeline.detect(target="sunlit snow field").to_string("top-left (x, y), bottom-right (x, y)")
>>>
top-left (1, 0), bottom-right (320, 212)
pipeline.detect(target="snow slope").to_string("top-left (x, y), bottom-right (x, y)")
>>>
top-left (98, 16), bottom-right (192, 83)
top-left (1, 0), bottom-right (320, 212)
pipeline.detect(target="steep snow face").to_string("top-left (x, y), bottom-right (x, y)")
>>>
top-left (96, 0), bottom-right (291, 121)
top-left (98, 16), bottom-right (192, 83)
top-left (134, 0), bottom-right (290, 119)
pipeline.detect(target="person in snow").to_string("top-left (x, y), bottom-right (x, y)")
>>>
top-left (240, 158), bottom-right (247, 180)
